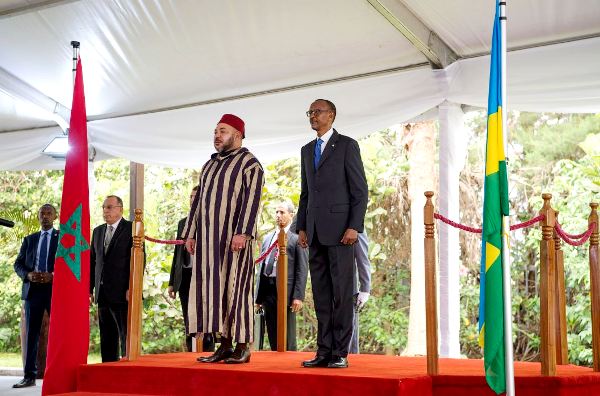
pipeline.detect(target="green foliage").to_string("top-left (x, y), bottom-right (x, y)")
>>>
top-left (461, 111), bottom-right (600, 365)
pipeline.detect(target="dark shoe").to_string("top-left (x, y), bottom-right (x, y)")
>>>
top-left (13, 378), bottom-right (36, 388)
top-left (302, 355), bottom-right (331, 368)
top-left (197, 344), bottom-right (234, 363)
top-left (327, 356), bottom-right (348, 368)
top-left (224, 346), bottom-right (251, 364)
top-left (203, 333), bottom-right (216, 352)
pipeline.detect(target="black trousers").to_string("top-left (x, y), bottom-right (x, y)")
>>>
top-left (179, 267), bottom-right (215, 352)
top-left (23, 293), bottom-right (51, 379)
top-left (349, 305), bottom-right (360, 354)
top-left (309, 231), bottom-right (355, 358)
top-left (98, 302), bottom-right (128, 362)
top-left (258, 276), bottom-right (297, 351)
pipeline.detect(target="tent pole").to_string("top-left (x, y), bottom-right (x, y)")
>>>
top-left (130, 162), bottom-right (144, 220)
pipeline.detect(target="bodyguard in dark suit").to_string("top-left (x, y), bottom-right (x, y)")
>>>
top-left (255, 203), bottom-right (308, 351)
top-left (297, 99), bottom-right (368, 368)
top-left (349, 231), bottom-right (372, 354)
top-left (168, 186), bottom-right (215, 352)
top-left (90, 195), bottom-right (132, 362)
top-left (13, 204), bottom-right (59, 388)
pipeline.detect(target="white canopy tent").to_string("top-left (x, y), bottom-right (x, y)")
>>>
top-left (0, 0), bottom-right (599, 169)
top-left (1, 0), bottom-right (599, 358)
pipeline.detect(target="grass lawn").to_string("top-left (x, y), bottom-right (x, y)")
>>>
top-left (0, 352), bottom-right (101, 367)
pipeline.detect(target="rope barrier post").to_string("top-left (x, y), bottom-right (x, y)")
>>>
top-left (195, 335), bottom-right (204, 353)
top-left (539, 193), bottom-right (557, 376)
top-left (276, 225), bottom-right (288, 352)
top-left (588, 202), bottom-right (599, 371)
top-left (424, 191), bottom-right (438, 375)
top-left (553, 211), bottom-right (568, 365)
top-left (126, 209), bottom-right (145, 360)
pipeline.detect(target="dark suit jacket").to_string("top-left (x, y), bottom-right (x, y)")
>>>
top-left (354, 231), bottom-right (371, 295)
top-left (169, 217), bottom-right (190, 293)
top-left (297, 129), bottom-right (369, 245)
top-left (90, 219), bottom-right (133, 305)
top-left (255, 229), bottom-right (308, 305)
top-left (14, 229), bottom-right (59, 301)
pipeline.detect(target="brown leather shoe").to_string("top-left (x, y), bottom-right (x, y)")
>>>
top-left (223, 346), bottom-right (251, 364)
top-left (13, 378), bottom-right (36, 388)
top-left (197, 344), bottom-right (234, 363)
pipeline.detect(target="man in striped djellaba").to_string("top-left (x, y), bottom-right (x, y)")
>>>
top-left (183, 114), bottom-right (264, 364)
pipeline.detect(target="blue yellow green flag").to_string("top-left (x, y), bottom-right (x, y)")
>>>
top-left (478, 1), bottom-right (510, 394)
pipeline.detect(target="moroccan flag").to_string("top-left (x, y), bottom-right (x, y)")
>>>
top-left (42, 58), bottom-right (90, 395)
top-left (478, 1), bottom-right (510, 394)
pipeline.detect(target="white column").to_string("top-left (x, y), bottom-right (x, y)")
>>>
top-left (403, 120), bottom-right (436, 356)
top-left (437, 101), bottom-right (468, 358)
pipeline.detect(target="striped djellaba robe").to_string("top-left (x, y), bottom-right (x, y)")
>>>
top-left (183, 147), bottom-right (264, 343)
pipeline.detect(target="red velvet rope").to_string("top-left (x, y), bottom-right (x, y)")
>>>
top-left (556, 221), bottom-right (590, 239)
top-left (433, 213), bottom-right (546, 234)
top-left (434, 213), bottom-right (482, 233)
top-left (144, 236), bottom-right (185, 245)
top-left (554, 222), bottom-right (596, 246)
top-left (254, 239), bottom-right (278, 264)
top-left (510, 215), bottom-right (545, 231)
top-left (144, 235), bottom-right (280, 264)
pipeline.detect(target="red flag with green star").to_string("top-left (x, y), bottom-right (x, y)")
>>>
top-left (42, 57), bottom-right (90, 395)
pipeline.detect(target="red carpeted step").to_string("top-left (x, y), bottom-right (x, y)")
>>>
top-left (71, 352), bottom-right (600, 396)
top-left (75, 352), bottom-right (432, 396)
top-left (53, 393), bottom-right (157, 396)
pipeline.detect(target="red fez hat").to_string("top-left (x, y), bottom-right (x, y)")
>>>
top-left (218, 114), bottom-right (245, 138)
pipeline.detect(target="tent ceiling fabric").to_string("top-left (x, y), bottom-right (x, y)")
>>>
top-left (0, 0), bottom-right (599, 170)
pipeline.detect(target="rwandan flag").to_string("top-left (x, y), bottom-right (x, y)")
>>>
top-left (478, 0), bottom-right (510, 394)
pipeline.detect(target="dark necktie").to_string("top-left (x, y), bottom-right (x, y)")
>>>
top-left (264, 233), bottom-right (278, 276)
top-left (314, 138), bottom-right (323, 169)
top-left (38, 231), bottom-right (48, 272)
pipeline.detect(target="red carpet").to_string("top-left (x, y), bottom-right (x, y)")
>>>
top-left (52, 352), bottom-right (600, 396)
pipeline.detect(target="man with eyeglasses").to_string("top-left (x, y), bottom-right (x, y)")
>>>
top-left (297, 99), bottom-right (368, 368)
top-left (254, 201), bottom-right (308, 351)
top-left (169, 185), bottom-right (215, 352)
top-left (13, 204), bottom-right (59, 388)
top-left (90, 195), bottom-right (133, 362)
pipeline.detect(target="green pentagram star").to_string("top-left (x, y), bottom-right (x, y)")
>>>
top-left (55, 203), bottom-right (90, 281)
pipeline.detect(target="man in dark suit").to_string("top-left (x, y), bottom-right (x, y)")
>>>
top-left (168, 186), bottom-right (215, 352)
top-left (13, 204), bottom-right (59, 388)
top-left (297, 99), bottom-right (368, 368)
top-left (349, 231), bottom-right (371, 354)
top-left (255, 202), bottom-right (308, 351)
top-left (90, 195), bottom-right (132, 362)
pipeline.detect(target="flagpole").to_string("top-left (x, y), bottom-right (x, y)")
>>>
top-left (500, 1), bottom-right (516, 395)
top-left (71, 41), bottom-right (79, 87)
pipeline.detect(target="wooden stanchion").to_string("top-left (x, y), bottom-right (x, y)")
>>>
top-left (276, 225), bottom-right (288, 352)
top-left (126, 209), bottom-right (145, 360)
top-left (196, 336), bottom-right (204, 353)
top-left (588, 202), bottom-right (599, 371)
top-left (424, 191), bottom-right (438, 375)
top-left (553, 211), bottom-right (568, 364)
top-left (539, 193), bottom-right (557, 376)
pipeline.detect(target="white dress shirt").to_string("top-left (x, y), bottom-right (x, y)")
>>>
top-left (317, 128), bottom-right (334, 154)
